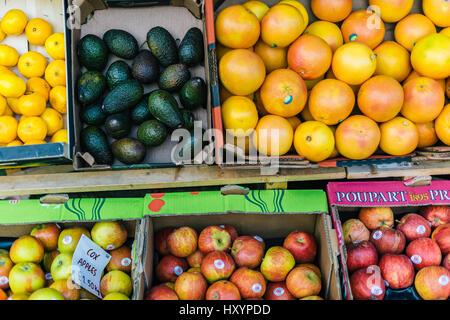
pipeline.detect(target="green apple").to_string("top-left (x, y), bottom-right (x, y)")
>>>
top-left (103, 292), bottom-right (130, 300)
top-left (8, 262), bottom-right (45, 294)
top-left (7, 292), bottom-right (30, 300)
top-left (51, 253), bottom-right (73, 281)
top-left (91, 221), bottom-right (128, 251)
top-left (28, 288), bottom-right (64, 300)
top-left (43, 250), bottom-right (60, 273)
top-left (58, 227), bottom-right (91, 253)
top-left (100, 270), bottom-right (132, 297)
top-left (9, 235), bottom-right (44, 264)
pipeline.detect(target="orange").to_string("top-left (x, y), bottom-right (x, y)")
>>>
top-left (394, 14), bottom-right (436, 51)
top-left (50, 129), bottom-right (68, 144)
top-left (287, 34), bottom-right (332, 80)
top-left (416, 122), bottom-right (438, 148)
top-left (242, 1), bottom-right (270, 21)
top-left (45, 33), bottom-right (65, 60)
top-left (7, 97), bottom-right (21, 115)
top-left (423, 0), bottom-right (450, 27)
top-left (358, 75), bottom-right (404, 123)
top-left (335, 115), bottom-right (381, 160)
top-left (287, 116), bottom-right (302, 130)
top-left (401, 77), bottom-right (445, 123)
top-left (44, 60), bottom-right (66, 87)
top-left (252, 115), bottom-right (293, 156)
top-left (308, 79), bottom-right (355, 125)
top-left (304, 75), bottom-right (324, 90)
top-left (215, 5), bottom-right (260, 49)
top-left (311, 0), bottom-right (352, 22)
top-left (24, 140), bottom-right (46, 145)
top-left (7, 140), bottom-right (23, 147)
top-left (25, 18), bottom-right (53, 46)
top-left (26, 77), bottom-right (51, 101)
top-left (48, 86), bottom-right (67, 114)
top-left (254, 40), bottom-right (288, 74)
top-left (304, 21), bottom-right (344, 52)
top-left (341, 10), bottom-right (385, 49)
top-left (441, 27), bottom-right (450, 37)
top-left (369, 0), bottom-right (414, 23)
top-left (411, 34), bottom-right (450, 80)
top-left (260, 69), bottom-right (307, 118)
top-left (0, 94), bottom-right (6, 116)
top-left (0, 115), bottom-right (17, 144)
top-left (0, 44), bottom-right (19, 67)
top-left (221, 96), bottom-right (259, 137)
top-left (0, 9), bottom-right (27, 36)
top-left (41, 108), bottom-right (63, 136)
top-left (293, 121), bottom-right (335, 162)
top-left (219, 49), bottom-right (265, 96)
top-left (17, 51), bottom-right (48, 79)
top-left (18, 93), bottom-right (47, 116)
top-left (0, 73), bottom-right (26, 98)
top-left (279, 0), bottom-right (309, 33)
top-left (17, 116), bottom-right (48, 143)
top-left (404, 71), bottom-right (446, 94)
top-left (379, 117), bottom-right (419, 156)
top-left (261, 4), bottom-right (304, 48)
top-left (332, 42), bottom-right (377, 85)
top-left (435, 104), bottom-right (450, 145)
top-left (374, 41), bottom-right (411, 82)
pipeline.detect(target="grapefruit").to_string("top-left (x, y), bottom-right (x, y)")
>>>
top-left (404, 71), bottom-right (446, 95)
top-left (254, 40), bottom-right (288, 73)
top-left (379, 117), bottom-right (419, 156)
top-left (242, 1), bottom-right (269, 21)
top-left (293, 121), bottom-right (335, 162)
top-left (423, 0), bottom-right (450, 27)
top-left (311, 0), bottom-right (353, 22)
top-left (335, 115), bottom-right (381, 160)
top-left (416, 122), bottom-right (438, 148)
top-left (394, 14), bottom-right (436, 51)
top-left (221, 96), bottom-right (259, 137)
top-left (368, 0), bottom-right (414, 23)
top-left (341, 10), bottom-right (386, 49)
top-left (252, 115), bottom-right (294, 156)
top-left (279, 0), bottom-right (309, 33)
top-left (411, 33), bottom-right (450, 80)
top-left (304, 21), bottom-right (344, 52)
top-left (374, 41), bottom-right (411, 82)
top-left (435, 104), bottom-right (450, 146)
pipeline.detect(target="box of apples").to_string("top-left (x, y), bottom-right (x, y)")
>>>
top-left (327, 180), bottom-right (450, 300)
top-left (142, 188), bottom-right (342, 300)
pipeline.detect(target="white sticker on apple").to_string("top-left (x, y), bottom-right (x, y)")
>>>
top-left (438, 275), bottom-right (449, 286)
top-left (416, 225), bottom-right (426, 235)
top-left (121, 258), bottom-right (132, 267)
top-left (214, 259), bottom-right (225, 270)
top-left (373, 231), bottom-right (383, 240)
top-left (253, 236), bottom-right (263, 242)
top-left (410, 255), bottom-right (422, 264)
top-left (0, 276), bottom-right (8, 285)
top-left (174, 266), bottom-right (184, 276)
top-left (371, 286), bottom-right (383, 296)
top-left (274, 287), bottom-right (285, 296)
top-left (62, 235), bottom-right (72, 245)
top-left (252, 283), bottom-right (262, 293)
top-left (106, 244), bottom-right (115, 250)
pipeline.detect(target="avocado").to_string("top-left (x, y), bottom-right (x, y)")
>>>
top-left (106, 60), bottom-right (132, 90)
top-left (77, 34), bottom-right (109, 71)
top-left (131, 50), bottom-right (160, 84)
top-left (137, 120), bottom-right (168, 147)
top-left (179, 27), bottom-right (204, 67)
top-left (80, 101), bottom-right (106, 126)
top-left (131, 94), bottom-right (153, 125)
top-left (180, 77), bottom-right (207, 110)
top-left (158, 64), bottom-right (191, 92)
top-left (177, 129), bottom-right (204, 161)
top-left (105, 112), bottom-right (132, 139)
top-left (103, 29), bottom-right (139, 60)
top-left (102, 79), bottom-right (144, 115)
top-left (112, 138), bottom-right (147, 165)
top-left (77, 71), bottom-right (107, 105)
top-left (146, 26), bottom-right (178, 67)
top-left (148, 90), bottom-right (184, 129)
top-left (80, 126), bottom-right (113, 165)
top-left (181, 109), bottom-right (195, 130)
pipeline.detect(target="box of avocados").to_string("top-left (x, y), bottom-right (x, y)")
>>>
top-left (142, 188), bottom-right (342, 300)
top-left (69, 0), bottom-right (215, 171)
top-left (0, 196), bottom-right (151, 300)
top-left (0, 0), bottom-right (75, 169)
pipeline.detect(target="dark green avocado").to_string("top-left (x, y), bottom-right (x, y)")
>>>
top-left (131, 50), bottom-right (160, 84)
top-left (80, 101), bottom-right (107, 126)
top-left (179, 27), bottom-right (204, 67)
top-left (158, 64), bottom-right (191, 92)
top-left (106, 60), bottom-right (133, 90)
top-left (112, 138), bottom-right (147, 165)
top-left (103, 29), bottom-right (139, 60)
top-left (137, 119), bottom-right (168, 147)
top-left (147, 89), bottom-right (184, 129)
top-left (102, 79), bottom-right (144, 115)
top-left (179, 77), bottom-right (207, 110)
top-left (80, 126), bottom-right (113, 165)
top-left (77, 34), bottom-right (109, 71)
top-left (77, 71), bottom-right (107, 105)
top-left (104, 112), bottom-right (132, 139)
top-left (146, 26), bottom-right (178, 67)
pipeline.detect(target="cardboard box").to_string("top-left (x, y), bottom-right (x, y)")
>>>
top-left (69, 0), bottom-right (214, 170)
top-left (0, 197), bottom-right (150, 300)
top-left (0, 0), bottom-right (75, 169)
top-left (143, 189), bottom-right (342, 300)
top-left (327, 180), bottom-right (450, 300)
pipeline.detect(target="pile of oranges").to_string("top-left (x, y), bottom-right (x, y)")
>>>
top-left (216, 0), bottom-right (450, 162)
top-left (0, 8), bottom-right (68, 147)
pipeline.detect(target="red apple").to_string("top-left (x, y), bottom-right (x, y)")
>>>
top-left (174, 270), bottom-right (207, 300)
top-left (186, 250), bottom-right (205, 268)
top-left (406, 238), bottom-right (442, 270)
top-left (200, 251), bottom-right (235, 283)
top-left (342, 219), bottom-right (370, 244)
top-left (346, 240), bottom-right (378, 273)
top-left (300, 295), bottom-right (324, 300)
top-left (420, 206), bottom-right (450, 228)
top-left (359, 207), bottom-right (394, 230)
top-left (260, 246), bottom-right (295, 282)
top-left (230, 267), bottom-right (266, 299)
top-left (285, 266), bottom-right (321, 299)
top-left (379, 254), bottom-right (415, 289)
top-left (145, 284), bottom-right (179, 300)
top-left (414, 266), bottom-right (450, 300)
top-left (443, 254), bottom-right (449, 270)
top-left (155, 255), bottom-right (188, 283)
top-left (370, 227), bottom-right (406, 255)
top-left (206, 280), bottom-right (241, 300)
top-left (91, 221), bottom-right (128, 251)
top-left (231, 236), bottom-right (265, 269)
top-left (198, 226), bottom-right (232, 254)
top-left (30, 223), bottom-right (61, 252)
top-left (397, 213), bottom-right (431, 242)
top-left (154, 227), bottom-right (175, 256)
top-left (432, 223), bottom-right (450, 255)
top-left (8, 262), bottom-right (45, 294)
top-left (167, 226), bottom-right (198, 258)
top-left (0, 254), bottom-right (13, 290)
top-left (218, 224), bottom-right (238, 243)
top-left (297, 264), bottom-right (322, 279)
top-left (9, 235), bottom-right (44, 264)
top-left (106, 246), bottom-right (132, 273)
top-left (350, 265), bottom-right (385, 300)
top-left (50, 278), bottom-right (80, 300)
top-left (264, 281), bottom-right (296, 300)
top-left (283, 231), bottom-right (317, 263)
top-left (100, 270), bottom-right (132, 297)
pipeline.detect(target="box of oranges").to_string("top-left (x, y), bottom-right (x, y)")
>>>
top-left (210, 0), bottom-right (450, 169)
top-left (0, 0), bottom-right (74, 168)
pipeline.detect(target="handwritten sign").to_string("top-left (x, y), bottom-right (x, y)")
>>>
top-left (71, 234), bottom-right (111, 299)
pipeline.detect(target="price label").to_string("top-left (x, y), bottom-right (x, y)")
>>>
top-left (71, 234), bottom-right (111, 299)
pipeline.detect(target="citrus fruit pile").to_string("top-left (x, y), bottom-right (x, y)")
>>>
top-left (0, 8), bottom-right (68, 147)
top-left (216, 0), bottom-right (450, 162)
